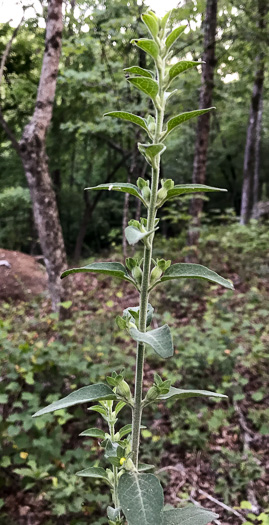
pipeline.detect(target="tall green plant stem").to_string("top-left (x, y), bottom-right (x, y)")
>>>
top-left (108, 404), bottom-right (120, 508)
top-left (131, 57), bottom-right (165, 468)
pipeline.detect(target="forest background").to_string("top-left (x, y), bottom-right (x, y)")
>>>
top-left (0, 0), bottom-right (268, 524)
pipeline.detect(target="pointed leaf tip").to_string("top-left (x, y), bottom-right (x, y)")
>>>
top-left (32, 384), bottom-right (116, 417)
top-left (161, 263), bottom-right (234, 290)
top-left (61, 261), bottom-right (134, 285)
top-left (159, 386), bottom-right (228, 402)
top-left (104, 111), bottom-right (149, 133)
top-left (131, 38), bottom-right (159, 61)
top-left (162, 506), bottom-right (219, 525)
top-left (163, 108), bottom-right (215, 139)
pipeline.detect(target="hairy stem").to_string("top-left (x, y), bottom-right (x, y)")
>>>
top-left (108, 405), bottom-right (119, 508)
top-left (131, 55), bottom-right (165, 468)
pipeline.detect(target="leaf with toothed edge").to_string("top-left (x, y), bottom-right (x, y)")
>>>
top-left (159, 386), bottom-right (228, 402)
top-left (104, 111), bottom-right (149, 132)
top-left (169, 61), bottom-right (204, 80)
top-left (32, 384), bottom-right (116, 417)
top-left (131, 38), bottom-right (159, 60)
top-left (124, 66), bottom-right (154, 78)
top-left (118, 472), bottom-right (164, 525)
top-left (160, 263), bottom-right (234, 290)
top-left (162, 506), bottom-right (219, 525)
top-left (128, 76), bottom-right (159, 101)
top-left (85, 182), bottom-right (146, 204)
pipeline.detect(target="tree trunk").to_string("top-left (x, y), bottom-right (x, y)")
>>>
top-left (240, 58), bottom-right (265, 225)
top-left (19, 0), bottom-right (68, 312)
top-left (252, 93), bottom-right (263, 219)
top-left (240, 0), bottom-right (266, 225)
top-left (188, 0), bottom-right (217, 252)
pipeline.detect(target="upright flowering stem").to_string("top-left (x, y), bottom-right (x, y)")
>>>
top-left (131, 30), bottom-right (166, 468)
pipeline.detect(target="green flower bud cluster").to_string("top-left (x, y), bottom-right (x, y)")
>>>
top-left (144, 374), bottom-right (171, 405)
top-left (126, 256), bottom-right (143, 286)
top-left (156, 179), bottom-right (174, 206)
top-left (106, 372), bottom-right (133, 404)
top-left (150, 258), bottom-right (171, 286)
top-left (137, 178), bottom-right (151, 204)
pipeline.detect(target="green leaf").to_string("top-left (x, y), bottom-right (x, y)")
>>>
top-left (85, 182), bottom-right (146, 205)
top-left (141, 14), bottom-right (159, 38)
top-left (163, 108), bottom-right (215, 138)
top-left (129, 325), bottom-right (173, 359)
top-left (124, 66), bottom-right (154, 78)
top-left (61, 262), bottom-right (133, 284)
top-left (123, 304), bottom-right (154, 327)
top-left (138, 463), bottom-right (155, 472)
top-left (131, 38), bottom-right (159, 61)
top-left (138, 143), bottom-right (166, 165)
top-left (104, 111), bottom-right (149, 132)
top-left (161, 263), bottom-right (234, 290)
top-left (162, 506), bottom-right (218, 525)
top-left (89, 405), bottom-right (107, 416)
top-left (114, 401), bottom-right (126, 415)
top-left (32, 384), bottom-right (116, 417)
top-left (165, 25), bottom-right (186, 51)
top-left (76, 467), bottom-right (110, 482)
top-left (118, 472), bottom-right (164, 525)
top-left (119, 424), bottom-right (132, 439)
top-left (164, 184), bottom-right (227, 201)
top-left (169, 61), bottom-right (204, 80)
top-left (159, 386), bottom-right (228, 401)
top-left (125, 226), bottom-right (156, 246)
top-left (128, 77), bottom-right (158, 101)
top-left (79, 428), bottom-right (106, 439)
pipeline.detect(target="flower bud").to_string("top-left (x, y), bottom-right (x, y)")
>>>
top-left (142, 186), bottom-right (151, 203)
top-left (156, 187), bottom-right (168, 204)
top-left (150, 266), bottom-right (162, 285)
top-left (163, 179), bottom-right (174, 191)
top-left (145, 385), bottom-right (159, 403)
top-left (116, 380), bottom-right (132, 402)
top-left (132, 266), bottom-right (143, 285)
top-left (137, 177), bottom-right (147, 190)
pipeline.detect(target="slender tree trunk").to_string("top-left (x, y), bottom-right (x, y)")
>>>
top-left (19, 0), bottom-right (68, 312)
top-left (252, 94), bottom-right (263, 219)
top-left (188, 0), bottom-right (217, 252)
top-left (0, 0), bottom-right (68, 314)
top-left (240, 0), bottom-right (266, 225)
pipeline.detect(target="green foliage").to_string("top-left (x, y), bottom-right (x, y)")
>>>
top-left (118, 472), bottom-right (164, 525)
top-left (162, 506), bottom-right (218, 525)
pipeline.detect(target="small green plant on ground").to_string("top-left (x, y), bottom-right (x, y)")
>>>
top-left (32, 11), bottom-right (234, 525)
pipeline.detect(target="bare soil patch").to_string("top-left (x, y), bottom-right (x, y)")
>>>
top-left (0, 249), bottom-right (47, 301)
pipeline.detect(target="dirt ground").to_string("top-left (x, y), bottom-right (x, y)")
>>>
top-left (0, 249), bottom-right (47, 301)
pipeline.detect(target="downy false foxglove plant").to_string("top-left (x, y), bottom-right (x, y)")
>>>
top-left (33, 11), bottom-right (234, 525)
